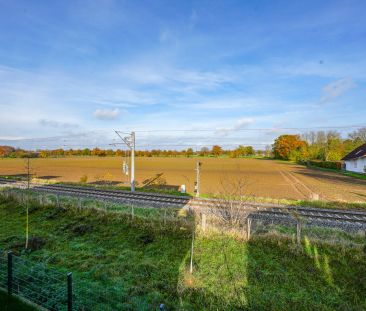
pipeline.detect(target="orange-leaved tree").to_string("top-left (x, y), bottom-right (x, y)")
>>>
top-left (211, 145), bottom-right (223, 157)
top-left (273, 135), bottom-right (308, 160)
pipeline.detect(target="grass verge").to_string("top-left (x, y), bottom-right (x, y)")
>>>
top-left (0, 194), bottom-right (365, 310)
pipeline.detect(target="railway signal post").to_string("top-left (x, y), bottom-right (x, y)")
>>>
top-left (115, 131), bottom-right (136, 192)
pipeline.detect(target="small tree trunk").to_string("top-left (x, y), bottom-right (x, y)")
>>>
top-left (189, 230), bottom-right (195, 274)
top-left (247, 217), bottom-right (252, 241)
top-left (201, 213), bottom-right (206, 232)
top-left (25, 201), bottom-right (29, 249)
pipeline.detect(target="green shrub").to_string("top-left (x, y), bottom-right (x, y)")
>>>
top-left (308, 160), bottom-right (342, 170)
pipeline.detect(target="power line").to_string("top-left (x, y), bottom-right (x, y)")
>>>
top-left (1, 124), bottom-right (364, 144)
top-left (129, 124), bottom-right (366, 133)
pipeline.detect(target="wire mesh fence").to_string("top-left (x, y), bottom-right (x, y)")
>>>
top-left (0, 249), bottom-right (69, 311)
top-left (11, 255), bottom-right (68, 311)
top-left (0, 248), bottom-right (162, 311)
top-left (0, 249), bottom-right (6, 289)
top-left (194, 210), bottom-right (366, 247)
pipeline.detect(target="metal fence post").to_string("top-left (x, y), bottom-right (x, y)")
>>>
top-left (67, 272), bottom-right (73, 311)
top-left (7, 251), bottom-right (13, 295)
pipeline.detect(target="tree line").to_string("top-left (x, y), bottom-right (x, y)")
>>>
top-left (272, 128), bottom-right (366, 161)
top-left (1, 128), bottom-right (364, 161)
top-left (0, 144), bottom-right (266, 158)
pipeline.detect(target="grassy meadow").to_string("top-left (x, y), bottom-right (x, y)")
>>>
top-left (0, 192), bottom-right (365, 310)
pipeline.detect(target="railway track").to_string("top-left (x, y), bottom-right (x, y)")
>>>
top-left (1, 178), bottom-right (366, 225)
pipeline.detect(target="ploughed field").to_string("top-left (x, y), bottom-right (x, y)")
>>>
top-left (0, 157), bottom-right (365, 202)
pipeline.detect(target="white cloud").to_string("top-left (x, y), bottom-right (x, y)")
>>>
top-left (216, 117), bottom-right (255, 136)
top-left (39, 119), bottom-right (79, 129)
top-left (93, 108), bottom-right (120, 120)
top-left (319, 78), bottom-right (356, 105)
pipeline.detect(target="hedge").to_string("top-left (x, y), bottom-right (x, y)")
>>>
top-left (308, 160), bottom-right (343, 170)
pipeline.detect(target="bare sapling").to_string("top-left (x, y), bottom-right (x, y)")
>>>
top-left (206, 176), bottom-right (253, 235)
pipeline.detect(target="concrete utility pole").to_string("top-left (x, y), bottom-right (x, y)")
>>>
top-left (115, 131), bottom-right (136, 192)
top-left (194, 161), bottom-right (202, 197)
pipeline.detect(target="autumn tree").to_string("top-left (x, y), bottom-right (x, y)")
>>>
top-left (0, 146), bottom-right (15, 157)
top-left (245, 146), bottom-right (255, 156)
top-left (185, 148), bottom-right (194, 157)
top-left (211, 145), bottom-right (223, 157)
top-left (273, 135), bottom-right (307, 160)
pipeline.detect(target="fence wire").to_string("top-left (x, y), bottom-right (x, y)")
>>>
top-left (0, 249), bottom-right (6, 289)
top-left (0, 250), bottom-right (68, 311)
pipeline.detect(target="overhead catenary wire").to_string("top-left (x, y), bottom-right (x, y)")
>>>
top-left (1, 124), bottom-right (365, 142)
top-left (128, 124), bottom-right (366, 133)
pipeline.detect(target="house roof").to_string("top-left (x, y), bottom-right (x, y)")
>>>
top-left (342, 143), bottom-right (366, 161)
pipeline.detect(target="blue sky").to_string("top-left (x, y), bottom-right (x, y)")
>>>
top-left (0, 0), bottom-right (365, 149)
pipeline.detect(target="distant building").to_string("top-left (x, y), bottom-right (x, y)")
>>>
top-left (342, 143), bottom-right (366, 173)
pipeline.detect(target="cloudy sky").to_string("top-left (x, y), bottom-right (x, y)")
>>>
top-left (0, 0), bottom-right (365, 149)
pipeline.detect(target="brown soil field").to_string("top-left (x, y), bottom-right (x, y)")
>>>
top-left (0, 157), bottom-right (365, 202)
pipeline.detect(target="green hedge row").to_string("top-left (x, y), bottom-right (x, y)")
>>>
top-left (308, 160), bottom-right (343, 170)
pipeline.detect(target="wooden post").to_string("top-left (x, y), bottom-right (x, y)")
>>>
top-left (247, 217), bottom-right (252, 241)
top-left (297, 220), bottom-right (302, 245)
top-left (201, 213), bottom-right (206, 232)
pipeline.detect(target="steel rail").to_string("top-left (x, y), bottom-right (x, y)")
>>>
top-left (1, 179), bottom-right (366, 224)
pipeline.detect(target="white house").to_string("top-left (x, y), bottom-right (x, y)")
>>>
top-left (342, 143), bottom-right (366, 174)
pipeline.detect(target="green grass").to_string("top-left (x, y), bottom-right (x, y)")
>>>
top-left (0, 290), bottom-right (36, 311)
top-left (0, 195), bottom-right (365, 310)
